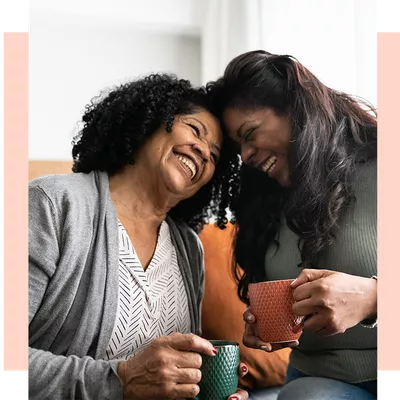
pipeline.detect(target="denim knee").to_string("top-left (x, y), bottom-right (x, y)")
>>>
top-left (277, 377), bottom-right (377, 400)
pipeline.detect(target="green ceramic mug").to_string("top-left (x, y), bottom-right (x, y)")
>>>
top-left (197, 340), bottom-right (240, 400)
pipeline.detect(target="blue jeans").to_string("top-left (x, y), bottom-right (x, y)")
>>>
top-left (276, 365), bottom-right (377, 400)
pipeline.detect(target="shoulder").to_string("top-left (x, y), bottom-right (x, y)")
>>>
top-left (353, 158), bottom-right (376, 192)
top-left (176, 220), bottom-right (202, 245)
top-left (29, 171), bottom-right (97, 189)
top-left (29, 171), bottom-right (109, 215)
top-left (168, 217), bottom-right (204, 254)
top-left (29, 171), bottom-right (105, 201)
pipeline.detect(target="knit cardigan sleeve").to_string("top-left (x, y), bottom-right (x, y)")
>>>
top-left (29, 185), bottom-right (123, 400)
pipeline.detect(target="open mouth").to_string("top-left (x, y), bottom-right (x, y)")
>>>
top-left (174, 152), bottom-right (197, 180)
top-left (260, 156), bottom-right (277, 174)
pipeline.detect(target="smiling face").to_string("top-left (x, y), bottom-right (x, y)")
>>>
top-left (223, 107), bottom-right (292, 187)
top-left (135, 108), bottom-right (222, 201)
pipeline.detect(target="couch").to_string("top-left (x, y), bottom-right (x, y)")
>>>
top-left (29, 161), bottom-right (290, 397)
top-left (199, 223), bottom-right (290, 394)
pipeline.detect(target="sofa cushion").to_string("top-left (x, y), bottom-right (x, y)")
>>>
top-left (199, 223), bottom-right (290, 390)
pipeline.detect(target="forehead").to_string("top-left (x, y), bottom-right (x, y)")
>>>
top-left (183, 109), bottom-right (223, 143)
top-left (223, 107), bottom-right (284, 138)
top-left (223, 107), bottom-right (268, 127)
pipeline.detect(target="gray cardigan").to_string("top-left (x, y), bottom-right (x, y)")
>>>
top-left (29, 171), bottom-right (205, 400)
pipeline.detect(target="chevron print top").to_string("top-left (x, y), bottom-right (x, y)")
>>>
top-left (103, 220), bottom-right (191, 361)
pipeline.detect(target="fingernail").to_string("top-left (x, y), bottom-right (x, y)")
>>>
top-left (290, 278), bottom-right (297, 286)
top-left (261, 345), bottom-right (271, 352)
top-left (229, 397), bottom-right (239, 400)
top-left (212, 346), bottom-right (218, 354)
top-left (241, 365), bottom-right (248, 373)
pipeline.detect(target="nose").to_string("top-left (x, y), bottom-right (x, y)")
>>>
top-left (193, 140), bottom-right (211, 163)
top-left (240, 143), bottom-right (256, 165)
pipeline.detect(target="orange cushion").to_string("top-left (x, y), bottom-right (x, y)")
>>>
top-left (199, 223), bottom-right (290, 390)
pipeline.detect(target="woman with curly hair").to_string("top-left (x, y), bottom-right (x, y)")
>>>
top-left (29, 74), bottom-right (247, 400)
top-left (207, 51), bottom-right (377, 399)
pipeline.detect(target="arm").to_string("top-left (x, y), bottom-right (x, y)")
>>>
top-left (29, 185), bottom-right (123, 400)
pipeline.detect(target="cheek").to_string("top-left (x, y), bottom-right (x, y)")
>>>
top-left (258, 133), bottom-right (288, 153)
top-left (198, 165), bottom-right (216, 186)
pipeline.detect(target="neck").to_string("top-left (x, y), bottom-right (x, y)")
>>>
top-left (108, 164), bottom-right (178, 229)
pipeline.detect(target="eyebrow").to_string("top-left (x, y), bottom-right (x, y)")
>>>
top-left (192, 117), bottom-right (208, 136)
top-left (192, 117), bottom-right (221, 154)
top-left (237, 119), bottom-right (258, 138)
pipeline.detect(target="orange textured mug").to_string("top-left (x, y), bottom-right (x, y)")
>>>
top-left (248, 279), bottom-right (303, 343)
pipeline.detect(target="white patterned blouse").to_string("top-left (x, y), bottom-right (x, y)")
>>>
top-left (103, 220), bottom-right (191, 361)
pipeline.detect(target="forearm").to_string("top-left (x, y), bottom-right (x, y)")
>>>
top-left (29, 347), bottom-right (123, 400)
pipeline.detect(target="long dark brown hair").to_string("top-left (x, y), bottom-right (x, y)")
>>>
top-left (207, 50), bottom-right (377, 303)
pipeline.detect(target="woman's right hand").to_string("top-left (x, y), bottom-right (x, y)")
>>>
top-left (118, 332), bottom-right (216, 399)
top-left (243, 308), bottom-right (299, 352)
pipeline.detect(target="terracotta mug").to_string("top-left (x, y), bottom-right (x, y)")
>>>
top-left (248, 279), bottom-right (303, 343)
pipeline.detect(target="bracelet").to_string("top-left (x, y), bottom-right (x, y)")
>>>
top-left (360, 275), bottom-right (377, 329)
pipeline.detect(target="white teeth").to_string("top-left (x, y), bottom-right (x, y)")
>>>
top-left (176, 154), bottom-right (197, 179)
top-left (261, 156), bottom-right (277, 173)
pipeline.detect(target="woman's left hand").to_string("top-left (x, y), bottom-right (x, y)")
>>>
top-left (228, 362), bottom-right (249, 400)
top-left (291, 269), bottom-right (377, 336)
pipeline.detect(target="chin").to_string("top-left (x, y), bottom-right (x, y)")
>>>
top-left (276, 170), bottom-right (291, 187)
top-left (165, 175), bottom-right (193, 195)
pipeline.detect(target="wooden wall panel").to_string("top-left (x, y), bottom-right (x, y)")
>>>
top-left (29, 160), bottom-right (73, 181)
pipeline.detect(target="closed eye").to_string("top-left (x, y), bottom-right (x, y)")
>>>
top-left (243, 128), bottom-right (256, 142)
top-left (211, 152), bottom-right (219, 164)
top-left (188, 122), bottom-right (219, 163)
top-left (188, 123), bottom-right (201, 137)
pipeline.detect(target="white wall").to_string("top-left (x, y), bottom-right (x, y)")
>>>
top-left (31, 0), bottom-right (205, 36)
top-left (259, 0), bottom-right (377, 105)
top-left (29, 0), bottom-right (201, 160)
top-left (30, 0), bottom-right (377, 160)
top-left (202, 0), bottom-right (377, 106)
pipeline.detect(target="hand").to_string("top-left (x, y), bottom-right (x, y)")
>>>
top-left (175, 360), bottom-right (249, 400)
top-left (227, 363), bottom-right (249, 400)
top-left (242, 308), bottom-right (299, 352)
top-left (291, 269), bottom-right (377, 336)
top-left (118, 333), bottom-right (216, 399)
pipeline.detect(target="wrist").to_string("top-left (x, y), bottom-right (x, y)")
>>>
top-left (360, 275), bottom-right (377, 326)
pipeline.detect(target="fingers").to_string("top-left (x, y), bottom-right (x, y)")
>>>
top-left (292, 297), bottom-right (318, 316)
top-left (168, 333), bottom-right (216, 356)
top-left (243, 322), bottom-right (270, 350)
top-left (175, 368), bottom-right (202, 384)
top-left (243, 308), bottom-right (256, 324)
top-left (258, 340), bottom-right (299, 352)
top-left (171, 383), bottom-right (200, 399)
top-left (228, 388), bottom-right (249, 400)
top-left (270, 341), bottom-right (299, 351)
top-left (292, 281), bottom-right (314, 302)
top-left (302, 313), bottom-right (345, 336)
top-left (238, 362), bottom-right (248, 378)
top-left (175, 351), bottom-right (203, 369)
top-left (290, 269), bottom-right (327, 289)
top-left (301, 313), bottom-right (328, 333)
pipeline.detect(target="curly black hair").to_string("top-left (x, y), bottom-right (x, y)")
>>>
top-left (72, 73), bottom-right (240, 232)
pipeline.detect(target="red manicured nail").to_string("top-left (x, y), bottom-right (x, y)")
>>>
top-left (241, 365), bottom-right (248, 373)
top-left (212, 346), bottom-right (218, 354)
